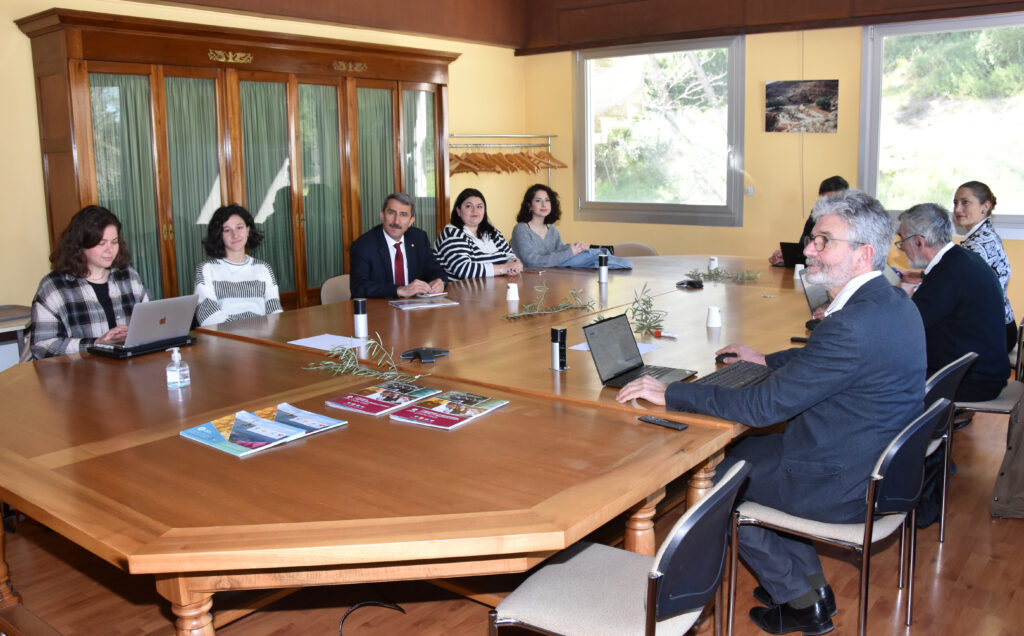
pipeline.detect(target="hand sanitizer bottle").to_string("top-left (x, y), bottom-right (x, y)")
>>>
top-left (166, 347), bottom-right (190, 388)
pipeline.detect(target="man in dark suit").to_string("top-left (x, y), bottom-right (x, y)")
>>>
top-left (897, 202), bottom-right (1008, 402)
top-left (349, 193), bottom-right (447, 298)
top-left (617, 189), bottom-right (926, 635)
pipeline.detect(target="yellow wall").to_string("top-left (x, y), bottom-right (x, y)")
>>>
top-left (3, 2), bottom-right (1022, 316)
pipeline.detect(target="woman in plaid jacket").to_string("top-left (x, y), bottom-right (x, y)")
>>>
top-left (29, 206), bottom-right (149, 359)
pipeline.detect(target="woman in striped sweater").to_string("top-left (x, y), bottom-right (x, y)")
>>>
top-left (433, 188), bottom-right (522, 280)
top-left (194, 204), bottom-right (283, 327)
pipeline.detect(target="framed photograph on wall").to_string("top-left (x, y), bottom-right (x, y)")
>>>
top-left (765, 80), bottom-right (838, 133)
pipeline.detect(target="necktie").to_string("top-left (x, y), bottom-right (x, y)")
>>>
top-left (393, 242), bottom-right (405, 286)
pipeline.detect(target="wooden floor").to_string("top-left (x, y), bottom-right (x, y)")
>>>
top-left (4, 411), bottom-right (1023, 635)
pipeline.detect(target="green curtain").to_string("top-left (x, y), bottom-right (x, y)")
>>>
top-left (240, 80), bottom-right (294, 292)
top-left (402, 90), bottom-right (437, 241)
top-left (357, 88), bottom-right (395, 232)
top-left (299, 84), bottom-right (344, 286)
top-left (89, 73), bottom-right (162, 297)
top-left (165, 76), bottom-right (219, 296)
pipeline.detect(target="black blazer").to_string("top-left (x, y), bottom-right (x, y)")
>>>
top-left (349, 225), bottom-right (447, 298)
top-left (912, 244), bottom-right (1008, 401)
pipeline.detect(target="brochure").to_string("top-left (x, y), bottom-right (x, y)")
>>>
top-left (389, 390), bottom-right (509, 430)
top-left (180, 410), bottom-right (305, 458)
top-left (325, 381), bottom-right (441, 416)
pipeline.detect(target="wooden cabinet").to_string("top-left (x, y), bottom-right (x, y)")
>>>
top-left (17, 9), bottom-right (456, 307)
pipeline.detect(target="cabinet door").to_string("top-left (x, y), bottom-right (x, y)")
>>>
top-left (356, 84), bottom-right (397, 234)
top-left (88, 72), bottom-right (162, 297)
top-left (401, 85), bottom-right (440, 242)
top-left (299, 83), bottom-right (345, 288)
top-left (239, 79), bottom-right (295, 293)
top-left (164, 75), bottom-right (222, 296)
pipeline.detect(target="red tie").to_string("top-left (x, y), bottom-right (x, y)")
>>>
top-left (393, 242), bottom-right (405, 286)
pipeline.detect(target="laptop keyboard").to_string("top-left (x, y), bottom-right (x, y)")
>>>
top-left (616, 365), bottom-right (677, 383)
top-left (692, 360), bottom-right (771, 389)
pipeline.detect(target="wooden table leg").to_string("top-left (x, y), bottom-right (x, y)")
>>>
top-left (156, 576), bottom-right (216, 636)
top-left (624, 487), bottom-right (666, 556)
top-left (0, 527), bottom-right (22, 608)
top-left (687, 451), bottom-right (723, 509)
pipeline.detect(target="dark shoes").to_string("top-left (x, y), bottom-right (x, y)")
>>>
top-left (749, 598), bottom-right (835, 635)
top-left (753, 584), bottom-right (837, 617)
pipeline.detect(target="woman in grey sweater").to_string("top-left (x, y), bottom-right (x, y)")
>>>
top-left (509, 184), bottom-right (631, 269)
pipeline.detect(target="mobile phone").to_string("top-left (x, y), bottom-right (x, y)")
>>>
top-left (638, 415), bottom-right (689, 431)
top-left (790, 336), bottom-right (809, 343)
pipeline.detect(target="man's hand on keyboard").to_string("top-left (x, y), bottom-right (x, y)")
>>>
top-left (616, 375), bottom-right (667, 406)
top-left (715, 344), bottom-right (766, 366)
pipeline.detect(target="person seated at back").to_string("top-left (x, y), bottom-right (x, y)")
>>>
top-left (350, 192), bottom-right (447, 298)
top-left (896, 202), bottom-right (1008, 401)
top-left (30, 205), bottom-right (149, 359)
top-left (433, 188), bottom-right (522, 280)
top-left (617, 189), bottom-right (925, 635)
top-left (510, 184), bottom-right (631, 269)
top-left (769, 175), bottom-right (849, 265)
top-left (194, 204), bottom-right (283, 327)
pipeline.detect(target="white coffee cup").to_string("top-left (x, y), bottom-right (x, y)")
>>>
top-left (506, 282), bottom-right (519, 301)
top-left (707, 306), bottom-right (722, 328)
top-left (794, 263), bottom-right (805, 280)
top-left (708, 256), bottom-right (719, 270)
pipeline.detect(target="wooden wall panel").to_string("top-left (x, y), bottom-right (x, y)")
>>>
top-left (129, 0), bottom-right (527, 48)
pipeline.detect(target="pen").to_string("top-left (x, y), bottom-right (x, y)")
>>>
top-left (654, 330), bottom-right (678, 339)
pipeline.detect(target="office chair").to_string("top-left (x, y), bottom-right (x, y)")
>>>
top-left (728, 399), bottom-right (952, 636)
top-left (320, 274), bottom-right (351, 304)
top-left (923, 352), bottom-right (977, 542)
top-left (489, 461), bottom-right (751, 636)
top-left (612, 242), bottom-right (658, 257)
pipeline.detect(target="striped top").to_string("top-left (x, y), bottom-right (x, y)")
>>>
top-left (432, 224), bottom-right (517, 280)
top-left (194, 257), bottom-right (283, 327)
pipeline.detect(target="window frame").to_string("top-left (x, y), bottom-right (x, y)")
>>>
top-left (858, 12), bottom-right (1024, 238)
top-left (573, 35), bottom-right (745, 226)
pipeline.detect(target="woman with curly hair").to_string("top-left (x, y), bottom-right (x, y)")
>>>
top-left (194, 204), bottom-right (282, 326)
top-left (29, 205), bottom-right (149, 358)
top-left (509, 184), bottom-right (631, 269)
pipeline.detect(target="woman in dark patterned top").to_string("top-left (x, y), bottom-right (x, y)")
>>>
top-left (953, 181), bottom-right (1016, 350)
top-left (194, 205), bottom-right (283, 326)
top-left (432, 188), bottom-right (522, 280)
top-left (29, 206), bottom-right (149, 359)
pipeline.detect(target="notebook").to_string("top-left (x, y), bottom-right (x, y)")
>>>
top-left (582, 314), bottom-right (696, 388)
top-left (87, 295), bottom-right (198, 359)
top-left (779, 242), bottom-right (806, 267)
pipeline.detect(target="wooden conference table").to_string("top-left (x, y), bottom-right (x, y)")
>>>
top-left (0, 256), bottom-right (808, 635)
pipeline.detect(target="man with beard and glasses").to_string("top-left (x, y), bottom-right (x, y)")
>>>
top-left (616, 189), bottom-right (926, 635)
top-left (350, 192), bottom-right (447, 298)
top-left (896, 203), bottom-right (1008, 402)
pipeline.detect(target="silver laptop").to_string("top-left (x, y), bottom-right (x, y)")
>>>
top-left (87, 295), bottom-right (198, 359)
top-left (582, 314), bottom-right (696, 388)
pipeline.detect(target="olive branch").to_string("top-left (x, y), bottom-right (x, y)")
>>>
top-left (503, 285), bottom-right (595, 319)
top-left (306, 332), bottom-right (426, 382)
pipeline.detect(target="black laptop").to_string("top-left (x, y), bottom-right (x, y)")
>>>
top-left (582, 314), bottom-right (696, 388)
top-left (779, 242), bottom-right (806, 267)
top-left (87, 295), bottom-right (198, 359)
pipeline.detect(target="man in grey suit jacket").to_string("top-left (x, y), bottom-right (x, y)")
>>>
top-left (618, 190), bottom-right (926, 635)
top-left (349, 193), bottom-right (447, 298)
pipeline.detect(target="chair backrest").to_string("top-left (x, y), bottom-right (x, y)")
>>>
top-left (924, 352), bottom-right (976, 436)
top-left (925, 352), bottom-right (978, 405)
top-left (612, 242), bottom-right (658, 257)
top-left (1015, 324), bottom-right (1024, 379)
top-left (872, 398), bottom-right (953, 515)
top-left (650, 460), bottom-right (750, 618)
top-left (320, 274), bottom-right (351, 304)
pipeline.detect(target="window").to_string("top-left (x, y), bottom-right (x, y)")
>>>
top-left (859, 13), bottom-right (1024, 234)
top-left (574, 36), bottom-right (745, 226)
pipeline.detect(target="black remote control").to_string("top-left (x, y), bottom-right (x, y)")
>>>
top-left (638, 415), bottom-right (689, 431)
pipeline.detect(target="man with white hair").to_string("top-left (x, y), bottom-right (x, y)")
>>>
top-left (618, 189), bottom-right (926, 635)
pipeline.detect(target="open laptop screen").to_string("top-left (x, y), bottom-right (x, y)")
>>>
top-left (582, 315), bottom-right (643, 383)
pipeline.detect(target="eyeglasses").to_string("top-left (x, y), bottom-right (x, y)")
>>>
top-left (802, 234), bottom-right (864, 251)
top-left (894, 234), bottom-right (921, 249)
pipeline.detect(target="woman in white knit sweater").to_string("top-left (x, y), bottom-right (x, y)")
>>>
top-left (194, 204), bottom-right (283, 326)
top-left (433, 188), bottom-right (522, 280)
